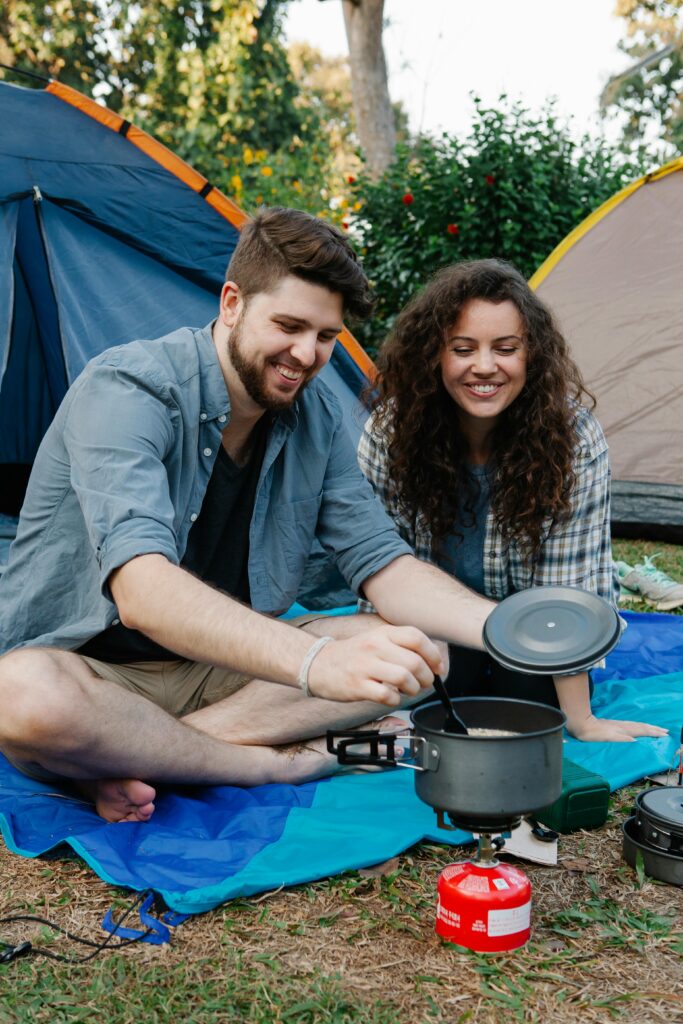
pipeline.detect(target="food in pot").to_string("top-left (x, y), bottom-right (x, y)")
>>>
top-left (466, 728), bottom-right (520, 738)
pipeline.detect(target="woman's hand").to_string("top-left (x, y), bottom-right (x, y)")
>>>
top-left (567, 714), bottom-right (668, 743)
top-left (554, 672), bottom-right (668, 743)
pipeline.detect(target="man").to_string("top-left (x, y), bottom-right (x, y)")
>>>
top-left (0, 208), bottom-right (493, 824)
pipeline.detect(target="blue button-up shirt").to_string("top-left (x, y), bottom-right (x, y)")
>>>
top-left (0, 324), bottom-right (411, 653)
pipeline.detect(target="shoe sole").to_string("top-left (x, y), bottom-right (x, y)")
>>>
top-left (654, 597), bottom-right (683, 612)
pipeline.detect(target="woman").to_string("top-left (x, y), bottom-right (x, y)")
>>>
top-left (359, 260), bottom-right (665, 743)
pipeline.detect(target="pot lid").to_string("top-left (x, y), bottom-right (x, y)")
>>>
top-left (483, 586), bottom-right (621, 675)
top-left (637, 787), bottom-right (683, 829)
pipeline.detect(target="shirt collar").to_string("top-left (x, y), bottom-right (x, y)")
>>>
top-left (195, 322), bottom-right (230, 421)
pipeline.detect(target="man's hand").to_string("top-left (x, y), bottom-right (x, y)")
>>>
top-left (307, 624), bottom-right (445, 706)
top-left (567, 714), bottom-right (669, 743)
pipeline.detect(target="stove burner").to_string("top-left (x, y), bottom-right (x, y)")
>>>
top-left (435, 808), bottom-right (522, 835)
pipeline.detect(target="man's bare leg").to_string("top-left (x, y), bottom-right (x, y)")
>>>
top-left (183, 613), bottom-right (417, 745)
top-left (0, 637), bottom-right (410, 822)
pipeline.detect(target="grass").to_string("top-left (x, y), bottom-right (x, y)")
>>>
top-left (2, 794), bottom-right (682, 1024)
top-left (1, 539), bottom-right (683, 1023)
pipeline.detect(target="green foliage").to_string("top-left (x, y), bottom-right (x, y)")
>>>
top-left (347, 99), bottom-right (649, 352)
top-left (606, 0), bottom-right (683, 153)
top-left (0, 0), bottom-right (116, 96)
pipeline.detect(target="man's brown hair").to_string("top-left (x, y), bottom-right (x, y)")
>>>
top-left (225, 207), bottom-right (373, 320)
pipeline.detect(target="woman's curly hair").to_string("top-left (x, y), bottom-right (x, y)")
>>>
top-left (371, 259), bottom-right (593, 564)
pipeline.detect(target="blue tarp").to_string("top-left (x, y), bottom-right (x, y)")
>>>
top-left (0, 611), bottom-right (681, 913)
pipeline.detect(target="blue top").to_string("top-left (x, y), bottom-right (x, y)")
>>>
top-left (439, 464), bottom-right (491, 595)
top-left (0, 324), bottom-right (411, 653)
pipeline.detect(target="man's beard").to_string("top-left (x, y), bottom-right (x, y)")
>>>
top-left (228, 315), bottom-right (312, 413)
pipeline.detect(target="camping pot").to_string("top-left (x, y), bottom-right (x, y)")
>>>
top-left (622, 787), bottom-right (683, 888)
top-left (328, 697), bottom-right (566, 832)
top-left (634, 787), bottom-right (683, 854)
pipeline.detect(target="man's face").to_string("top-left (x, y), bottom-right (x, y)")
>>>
top-left (224, 276), bottom-right (344, 413)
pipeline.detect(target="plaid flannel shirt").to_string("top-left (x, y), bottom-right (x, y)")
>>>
top-left (357, 404), bottom-right (620, 612)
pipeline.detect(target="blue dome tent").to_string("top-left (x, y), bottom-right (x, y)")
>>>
top-left (0, 78), bottom-right (374, 602)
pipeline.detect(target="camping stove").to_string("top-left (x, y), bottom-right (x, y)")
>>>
top-left (329, 586), bottom-right (625, 953)
top-left (328, 697), bottom-right (567, 954)
top-left (434, 813), bottom-right (532, 952)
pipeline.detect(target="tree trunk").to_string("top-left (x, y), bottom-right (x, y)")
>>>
top-left (341, 0), bottom-right (396, 177)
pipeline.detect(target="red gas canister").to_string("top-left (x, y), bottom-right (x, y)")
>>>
top-left (436, 860), bottom-right (531, 952)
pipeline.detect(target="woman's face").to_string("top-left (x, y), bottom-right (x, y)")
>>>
top-left (440, 298), bottom-right (527, 431)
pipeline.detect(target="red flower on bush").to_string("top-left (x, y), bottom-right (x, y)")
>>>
top-left (402, 192), bottom-right (414, 205)
top-left (447, 223), bottom-right (459, 235)
top-left (485, 174), bottom-right (496, 186)
top-left (347, 175), bottom-right (356, 184)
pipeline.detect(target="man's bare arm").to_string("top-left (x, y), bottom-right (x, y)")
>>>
top-left (363, 555), bottom-right (494, 650)
top-left (110, 554), bottom-right (444, 706)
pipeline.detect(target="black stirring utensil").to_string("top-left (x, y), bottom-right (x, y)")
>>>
top-left (432, 674), bottom-right (468, 735)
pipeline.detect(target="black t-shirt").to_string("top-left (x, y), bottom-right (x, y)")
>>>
top-left (78, 419), bottom-right (269, 662)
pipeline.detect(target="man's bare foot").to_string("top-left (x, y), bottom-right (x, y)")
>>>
top-left (78, 778), bottom-right (156, 823)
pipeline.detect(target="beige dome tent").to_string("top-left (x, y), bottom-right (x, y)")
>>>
top-left (530, 157), bottom-right (683, 542)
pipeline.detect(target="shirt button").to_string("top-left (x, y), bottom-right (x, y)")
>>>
top-left (203, 447), bottom-right (212, 457)
top-left (112, 618), bottom-right (120, 626)
top-left (190, 512), bottom-right (198, 522)
top-left (200, 412), bottom-right (207, 421)
top-left (218, 414), bottom-right (227, 423)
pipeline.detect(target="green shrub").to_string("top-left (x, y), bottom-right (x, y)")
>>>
top-left (349, 99), bottom-right (649, 352)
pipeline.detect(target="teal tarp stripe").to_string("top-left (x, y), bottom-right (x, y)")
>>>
top-left (149, 771), bottom-right (470, 913)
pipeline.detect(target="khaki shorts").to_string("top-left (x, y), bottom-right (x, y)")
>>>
top-left (8, 612), bottom-right (325, 783)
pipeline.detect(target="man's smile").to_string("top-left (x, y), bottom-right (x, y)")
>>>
top-left (272, 362), bottom-right (305, 383)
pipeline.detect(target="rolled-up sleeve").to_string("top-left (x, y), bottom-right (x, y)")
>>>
top-left (315, 418), bottom-right (413, 595)
top-left (63, 365), bottom-right (181, 596)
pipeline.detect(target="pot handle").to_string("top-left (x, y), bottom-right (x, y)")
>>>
top-left (326, 728), bottom-right (406, 767)
top-left (326, 730), bottom-right (439, 771)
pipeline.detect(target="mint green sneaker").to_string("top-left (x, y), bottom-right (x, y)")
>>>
top-left (618, 554), bottom-right (683, 612)
top-left (615, 560), bottom-right (642, 604)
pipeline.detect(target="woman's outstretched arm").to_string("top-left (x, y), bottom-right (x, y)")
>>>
top-left (554, 672), bottom-right (668, 742)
